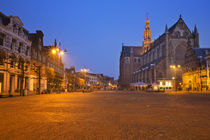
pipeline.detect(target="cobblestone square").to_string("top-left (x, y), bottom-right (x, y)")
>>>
top-left (0, 91), bottom-right (210, 140)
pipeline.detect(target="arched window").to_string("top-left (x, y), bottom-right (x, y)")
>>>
top-left (183, 31), bottom-right (188, 37)
top-left (175, 31), bottom-right (180, 38)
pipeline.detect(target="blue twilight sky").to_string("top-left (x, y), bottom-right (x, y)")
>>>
top-left (1, 0), bottom-right (210, 79)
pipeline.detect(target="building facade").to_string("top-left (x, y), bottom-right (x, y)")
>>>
top-left (43, 40), bottom-right (65, 91)
top-left (183, 46), bottom-right (210, 91)
top-left (119, 46), bottom-right (143, 88)
top-left (29, 30), bottom-right (47, 93)
top-left (0, 12), bottom-right (65, 95)
top-left (119, 15), bottom-right (199, 89)
top-left (0, 12), bottom-right (31, 95)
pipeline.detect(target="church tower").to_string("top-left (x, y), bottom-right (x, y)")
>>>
top-left (143, 17), bottom-right (152, 52)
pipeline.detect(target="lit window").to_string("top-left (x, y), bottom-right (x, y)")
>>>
top-left (160, 82), bottom-right (162, 86)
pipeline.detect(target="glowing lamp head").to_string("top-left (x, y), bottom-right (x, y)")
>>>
top-left (60, 51), bottom-right (64, 55)
top-left (51, 49), bottom-right (56, 54)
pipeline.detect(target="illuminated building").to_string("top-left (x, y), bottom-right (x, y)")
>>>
top-left (0, 12), bottom-right (65, 95)
top-left (0, 12), bottom-right (31, 95)
top-left (120, 15), bottom-right (199, 89)
top-left (183, 45), bottom-right (210, 91)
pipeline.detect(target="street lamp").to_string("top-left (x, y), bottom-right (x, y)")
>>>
top-left (170, 65), bottom-right (181, 91)
top-left (81, 68), bottom-right (89, 90)
top-left (50, 47), bottom-right (66, 93)
top-left (51, 48), bottom-right (65, 57)
top-left (51, 49), bottom-right (56, 54)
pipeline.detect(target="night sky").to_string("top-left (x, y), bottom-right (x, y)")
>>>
top-left (1, 0), bottom-right (210, 79)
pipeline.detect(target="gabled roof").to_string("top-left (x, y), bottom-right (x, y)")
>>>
top-left (121, 46), bottom-right (143, 57)
top-left (168, 16), bottom-right (191, 33)
top-left (10, 16), bottom-right (23, 26)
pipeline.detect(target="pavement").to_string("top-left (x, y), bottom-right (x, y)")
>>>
top-left (0, 91), bottom-right (210, 140)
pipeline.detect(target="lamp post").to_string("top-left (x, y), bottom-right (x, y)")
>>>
top-left (50, 47), bottom-right (66, 92)
top-left (170, 64), bottom-right (181, 91)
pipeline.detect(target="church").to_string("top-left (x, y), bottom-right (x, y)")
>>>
top-left (119, 15), bottom-right (199, 89)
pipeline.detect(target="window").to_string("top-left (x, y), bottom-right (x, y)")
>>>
top-left (13, 24), bottom-right (17, 33)
top-left (0, 17), bottom-right (2, 24)
top-left (175, 31), bottom-right (180, 38)
top-left (0, 58), bottom-right (4, 65)
top-left (148, 53), bottom-right (151, 62)
top-left (18, 28), bottom-right (22, 35)
top-left (18, 43), bottom-right (22, 53)
top-left (26, 47), bottom-right (29, 56)
top-left (205, 50), bottom-right (209, 55)
top-left (124, 57), bottom-right (130, 64)
top-left (0, 34), bottom-right (4, 46)
top-left (11, 39), bottom-right (16, 50)
top-left (157, 47), bottom-right (160, 58)
top-left (151, 53), bottom-right (153, 62)
top-left (10, 61), bottom-right (14, 68)
top-left (183, 32), bottom-right (189, 37)
top-left (159, 46), bottom-right (162, 57)
top-left (18, 62), bottom-right (20, 69)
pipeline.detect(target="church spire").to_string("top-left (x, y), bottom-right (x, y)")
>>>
top-left (194, 25), bottom-right (198, 34)
top-left (54, 39), bottom-right (57, 47)
top-left (143, 17), bottom-right (152, 52)
top-left (165, 24), bottom-right (168, 33)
